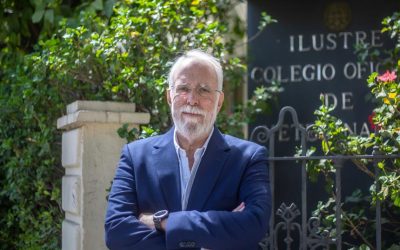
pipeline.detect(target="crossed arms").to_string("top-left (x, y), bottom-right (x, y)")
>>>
top-left (105, 144), bottom-right (271, 250)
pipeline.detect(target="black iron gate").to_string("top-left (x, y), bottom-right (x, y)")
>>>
top-left (251, 106), bottom-right (399, 250)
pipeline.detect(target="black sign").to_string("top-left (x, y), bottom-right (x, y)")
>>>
top-left (247, 0), bottom-right (399, 240)
top-left (248, 0), bottom-right (399, 137)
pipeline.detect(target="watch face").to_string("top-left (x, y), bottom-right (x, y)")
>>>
top-left (154, 209), bottom-right (168, 219)
top-left (154, 210), bottom-right (169, 231)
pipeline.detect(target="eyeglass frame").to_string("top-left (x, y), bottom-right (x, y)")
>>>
top-left (169, 83), bottom-right (223, 99)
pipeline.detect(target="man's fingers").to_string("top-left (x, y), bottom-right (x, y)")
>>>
top-left (232, 202), bottom-right (245, 212)
top-left (138, 213), bottom-right (155, 229)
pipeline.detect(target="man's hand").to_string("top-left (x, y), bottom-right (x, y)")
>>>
top-left (139, 213), bottom-right (168, 231)
top-left (139, 213), bottom-right (155, 229)
top-left (232, 202), bottom-right (245, 212)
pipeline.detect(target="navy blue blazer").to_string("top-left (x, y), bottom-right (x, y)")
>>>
top-left (105, 127), bottom-right (271, 250)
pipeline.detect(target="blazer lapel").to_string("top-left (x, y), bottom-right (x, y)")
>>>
top-left (186, 128), bottom-right (230, 211)
top-left (153, 128), bottom-right (182, 212)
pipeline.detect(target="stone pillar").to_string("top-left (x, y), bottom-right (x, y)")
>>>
top-left (57, 101), bottom-right (150, 250)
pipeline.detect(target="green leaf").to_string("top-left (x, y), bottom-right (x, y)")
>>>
top-left (44, 9), bottom-right (54, 24)
top-left (32, 8), bottom-right (45, 23)
top-left (111, 85), bottom-right (119, 93)
top-left (321, 140), bottom-right (329, 153)
top-left (92, 0), bottom-right (104, 11)
top-left (104, 0), bottom-right (116, 18)
top-left (394, 195), bottom-right (400, 207)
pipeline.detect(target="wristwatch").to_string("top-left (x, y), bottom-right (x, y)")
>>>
top-left (153, 210), bottom-right (169, 231)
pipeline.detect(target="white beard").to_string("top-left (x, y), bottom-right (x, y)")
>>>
top-left (172, 103), bottom-right (218, 140)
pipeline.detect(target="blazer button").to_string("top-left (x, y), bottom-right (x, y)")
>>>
top-left (179, 241), bottom-right (196, 248)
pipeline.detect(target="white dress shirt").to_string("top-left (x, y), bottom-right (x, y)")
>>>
top-left (173, 127), bottom-right (214, 211)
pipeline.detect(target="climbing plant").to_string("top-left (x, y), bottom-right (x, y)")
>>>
top-left (309, 12), bottom-right (400, 249)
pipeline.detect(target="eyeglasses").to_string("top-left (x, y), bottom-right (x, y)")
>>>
top-left (171, 84), bottom-right (222, 98)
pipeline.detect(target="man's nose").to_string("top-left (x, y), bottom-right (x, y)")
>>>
top-left (186, 89), bottom-right (199, 105)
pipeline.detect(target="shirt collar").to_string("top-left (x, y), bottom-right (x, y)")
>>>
top-left (173, 126), bottom-right (214, 153)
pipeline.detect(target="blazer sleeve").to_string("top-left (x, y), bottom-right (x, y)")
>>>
top-left (165, 146), bottom-right (271, 250)
top-left (104, 144), bottom-right (167, 250)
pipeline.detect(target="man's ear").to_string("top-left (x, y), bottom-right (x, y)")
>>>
top-left (217, 92), bottom-right (224, 112)
top-left (166, 89), bottom-right (172, 106)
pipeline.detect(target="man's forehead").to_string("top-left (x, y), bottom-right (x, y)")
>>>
top-left (173, 59), bottom-right (217, 81)
top-left (177, 59), bottom-right (213, 71)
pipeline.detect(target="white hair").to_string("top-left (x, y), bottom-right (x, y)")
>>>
top-left (167, 49), bottom-right (223, 91)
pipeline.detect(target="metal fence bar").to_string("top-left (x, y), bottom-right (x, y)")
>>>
top-left (269, 130), bottom-right (276, 249)
top-left (334, 159), bottom-right (343, 250)
top-left (373, 146), bottom-right (382, 250)
top-left (301, 157), bottom-right (307, 250)
top-left (300, 114), bottom-right (308, 250)
top-left (267, 155), bottom-right (400, 161)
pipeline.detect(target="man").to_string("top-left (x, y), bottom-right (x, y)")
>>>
top-left (105, 50), bottom-right (271, 250)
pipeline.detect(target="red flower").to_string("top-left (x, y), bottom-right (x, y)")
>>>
top-left (377, 70), bottom-right (397, 82)
top-left (368, 112), bottom-right (382, 131)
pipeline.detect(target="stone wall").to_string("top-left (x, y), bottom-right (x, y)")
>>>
top-left (57, 101), bottom-right (150, 250)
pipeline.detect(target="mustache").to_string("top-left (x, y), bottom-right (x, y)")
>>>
top-left (178, 105), bottom-right (206, 116)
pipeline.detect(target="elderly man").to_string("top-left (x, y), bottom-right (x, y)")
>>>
top-left (105, 50), bottom-right (271, 250)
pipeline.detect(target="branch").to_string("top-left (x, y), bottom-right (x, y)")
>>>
top-left (351, 159), bottom-right (375, 178)
top-left (342, 211), bottom-right (375, 250)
